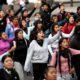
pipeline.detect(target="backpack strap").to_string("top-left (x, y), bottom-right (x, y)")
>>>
top-left (24, 38), bottom-right (27, 46)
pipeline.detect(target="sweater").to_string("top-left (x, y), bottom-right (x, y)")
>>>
top-left (23, 26), bottom-right (34, 40)
top-left (48, 30), bottom-right (74, 55)
top-left (62, 22), bottom-right (76, 34)
top-left (50, 48), bottom-right (80, 75)
top-left (0, 37), bottom-right (14, 55)
top-left (24, 31), bottom-right (60, 71)
top-left (10, 38), bottom-right (29, 64)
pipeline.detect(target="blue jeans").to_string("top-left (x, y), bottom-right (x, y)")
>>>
top-left (0, 4), bottom-right (2, 10)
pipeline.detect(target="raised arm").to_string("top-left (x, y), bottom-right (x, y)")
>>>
top-left (47, 31), bottom-right (60, 45)
top-left (62, 27), bottom-right (74, 38)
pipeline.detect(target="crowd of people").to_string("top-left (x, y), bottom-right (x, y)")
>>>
top-left (0, 0), bottom-right (80, 80)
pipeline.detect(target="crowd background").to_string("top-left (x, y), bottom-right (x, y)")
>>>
top-left (0, 0), bottom-right (80, 80)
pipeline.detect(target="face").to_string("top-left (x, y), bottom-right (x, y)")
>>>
top-left (69, 16), bottom-right (74, 24)
top-left (22, 20), bottom-right (26, 28)
top-left (1, 32), bottom-right (8, 40)
top-left (60, 5), bottom-right (65, 12)
top-left (13, 17), bottom-right (18, 25)
top-left (43, 5), bottom-right (48, 11)
top-left (37, 31), bottom-right (44, 40)
top-left (77, 22), bottom-right (80, 26)
top-left (78, 9), bottom-right (80, 14)
top-left (10, 10), bottom-right (14, 17)
top-left (52, 16), bottom-right (58, 23)
top-left (37, 23), bottom-right (42, 29)
top-left (45, 68), bottom-right (57, 80)
top-left (60, 39), bottom-right (68, 49)
top-left (17, 30), bottom-right (23, 39)
top-left (0, 11), bottom-right (4, 18)
top-left (53, 25), bottom-right (59, 33)
top-left (35, 13), bottom-right (41, 19)
top-left (23, 11), bottom-right (28, 17)
top-left (3, 57), bottom-right (14, 69)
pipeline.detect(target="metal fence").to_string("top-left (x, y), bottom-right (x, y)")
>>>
top-left (51, 0), bottom-right (80, 6)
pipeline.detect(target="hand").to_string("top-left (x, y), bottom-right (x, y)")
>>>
top-left (8, 46), bottom-right (16, 53)
top-left (34, 3), bottom-right (38, 8)
top-left (60, 2), bottom-right (64, 5)
top-left (70, 68), bottom-right (75, 74)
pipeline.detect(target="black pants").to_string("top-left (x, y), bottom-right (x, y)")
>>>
top-left (32, 63), bottom-right (47, 80)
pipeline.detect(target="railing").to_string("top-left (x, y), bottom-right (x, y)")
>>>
top-left (51, 0), bottom-right (80, 6)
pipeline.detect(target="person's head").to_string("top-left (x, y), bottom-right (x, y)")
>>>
top-left (0, 32), bottom-right (8, 40)
top-left (74, 25), bottom-right (80, 35)
top-left (22, 9), bottom-right (28, 17)
top-left (51, 15), bottom-right (58, 23)
top-left (0, 10), bottom-right (4, 18)
top-left (20, 20), bottom-right (27, 29)
top-left (77, 6), bottom-right (80, 15)
top-left (35, 29), bottom-right (44, 40)
top-left (44, 66), bottom-right (56, 80)
top-left (59, 5), bottom-right (65, 12)
top-left (15, 29), bottom-right (23, 40)
top-left (42, 3), bottom-right (48, 11)
top-left (68, 16), bottom-right (74, 24)
top-left (2, 55), bottom-right (14, 69)
top-left (9, 9), bottom-right (14, 17)
top-left (59, 38), bottom-right (68, 50)
top-left (76, 18), bottom-right (80, 26)
top-left (34, 20), bottom-right (43, 29)
top-left (51, 23), bottom-right (59, 34)
top-left (12, 16), bottom-right (19, 25)
top-left (34, 12), bottom-right (41, 20)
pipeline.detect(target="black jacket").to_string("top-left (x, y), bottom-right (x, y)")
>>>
top-left (10, 38), bottom-right (29, 65)
top-left (0, 68), bottom-right (20, 80)
top-left (70, 35), bottom-right (80, 80)
top-left (40, 3), bottom-right (60, 27)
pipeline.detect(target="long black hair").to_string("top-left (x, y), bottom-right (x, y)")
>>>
top-left (58, 38), bottom-right (71, 75)
top-left (19, 20), bottom-right (28, 34)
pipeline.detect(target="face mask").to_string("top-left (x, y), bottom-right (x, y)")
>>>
top-left (34, 17), bottom-right (39, 21)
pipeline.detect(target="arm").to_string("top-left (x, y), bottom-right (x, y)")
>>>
top-left (5, 26), bottom-right (9, 36)
top-left (14, 7), bottom-right (23, 16)
top-left (50, 3), bottom-right (61, 13)
top-left (50, 52), bottom-right (56, 66)
top-left (48, 45), bottom-right (53, 55)
top-left (8, 37), bottom-right (15, 43)
top-left (28, 8), bottom-right (36, 18)
top-left (0, 14), bottom-right (8, 23)
top-left (47, 31), bottom-right (60, 45)
top-left (58, 17), bottom-right (68, 26)
top-left (62, 28), bottom-right (74, 38)
top-left (69, 48), bottom-right (80, 55)
top-left (29, 26), bottom-right (35, 31)
top-left (24, 42), bottom-right (34, 71)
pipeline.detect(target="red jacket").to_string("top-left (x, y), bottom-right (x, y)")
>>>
top-left (62, 22), bottom-right (76, 34)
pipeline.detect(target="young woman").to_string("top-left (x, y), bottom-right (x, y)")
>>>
top-left (50, 38), bottom-right (80, 80)
top-left (44, 66), bottom-right (56, 80)
top-left (0, 32), bottom-right (15, 68)
top-left (19, 20), bottom-right (34, 40)
top-left (0, 55), bottom-right (20, 80)
top-left (62, 15), bottom-right (76, 34)
top-left (48, 23), bottom-right (74, 55)
top-left (10, 29), bottom-right (29, 80)
top-left (24, 29), bottom-right (60, 80)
